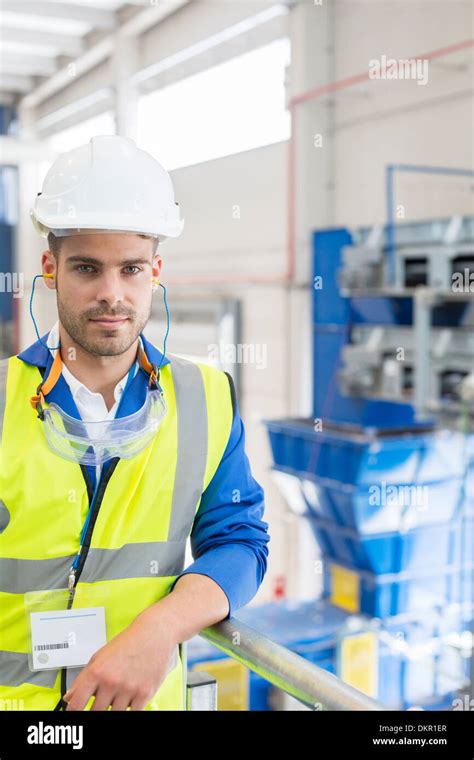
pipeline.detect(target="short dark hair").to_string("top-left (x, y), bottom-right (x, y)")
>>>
top-left (47, 231), bottom-right (159, 259)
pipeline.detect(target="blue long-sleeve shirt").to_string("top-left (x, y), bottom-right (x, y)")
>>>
top-left (18, 331), bottom-right (270, 619)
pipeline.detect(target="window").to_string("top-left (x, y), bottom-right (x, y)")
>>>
top-left (138, 38), bottom-right (290, 170)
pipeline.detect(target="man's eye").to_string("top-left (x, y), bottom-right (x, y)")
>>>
top-left (76, 265), bottom-right (95, 274)
top-left (123, 266), bottom-right (141, 274)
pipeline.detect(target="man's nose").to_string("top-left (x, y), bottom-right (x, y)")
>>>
top-left (94, 272), bottom-right (125, 307)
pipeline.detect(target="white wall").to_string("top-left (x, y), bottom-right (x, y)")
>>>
top-left (333, 0), bottom-right (473, 226)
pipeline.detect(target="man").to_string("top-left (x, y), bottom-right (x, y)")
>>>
top-left (0, 135), bottom-right (270, 711)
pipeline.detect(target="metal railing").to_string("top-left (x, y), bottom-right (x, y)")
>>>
top-left (191, 617), bottom-right (387, 711)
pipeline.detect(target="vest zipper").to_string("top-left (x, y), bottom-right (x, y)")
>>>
top-left (67, 568), bottom-right (76, 596)
top-left (56, 458), bottom-right (120, 709)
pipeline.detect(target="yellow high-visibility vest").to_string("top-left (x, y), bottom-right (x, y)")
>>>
top-left (0, 352), bottom-right (233, 710)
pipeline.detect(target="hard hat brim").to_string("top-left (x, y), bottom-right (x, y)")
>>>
top-left (31, 209), bottom-right (184, 241)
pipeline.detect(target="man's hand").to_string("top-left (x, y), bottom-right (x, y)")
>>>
top-left (64, 608), bottom-right (178, 711)
top-left (64, 573), bottom-right (229, 711)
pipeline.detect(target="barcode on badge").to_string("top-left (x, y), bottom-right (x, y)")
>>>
top-left (34, 643), bottom-right (70, 651)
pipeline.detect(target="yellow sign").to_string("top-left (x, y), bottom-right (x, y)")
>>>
top-left (330, 563), bottom-right (360, 613)
top-left (339, 631), bottom-right (378, 697)
top-left (193, 658), bottom-right (249, 711)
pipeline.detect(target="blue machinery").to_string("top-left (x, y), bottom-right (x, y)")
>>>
top-left (264, 213), bottom-right (474, 709)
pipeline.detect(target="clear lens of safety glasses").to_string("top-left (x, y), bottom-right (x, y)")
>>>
top-left (41, 388), bottom-right (167, 465)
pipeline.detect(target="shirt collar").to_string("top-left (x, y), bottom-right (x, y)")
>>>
top-left (17, 323), bottom-right (170, 373)
top-left (46, 321), bottom-right (137, 405)
top-left (61, 359), bottom-right (132, 407)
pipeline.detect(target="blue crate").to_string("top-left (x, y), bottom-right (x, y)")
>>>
top-left (300, 474), bottom-right (466, 531)
top-left (266, 420), bottom-right (471, 533)
top-left (266, 420), bottom-right (470, 487)
top-left (308, 514), bottom-right (463, 574)
top-left (323, 559), bottom-right (464, 617)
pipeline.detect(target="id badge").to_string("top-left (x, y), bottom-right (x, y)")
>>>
top-left (25, 587), bottom-right (109, 672)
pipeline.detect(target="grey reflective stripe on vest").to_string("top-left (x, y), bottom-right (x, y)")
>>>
top-left (0, 543), bottom-right (186, 593)
top-left (0, 543), bottom-right (185, 687)
top-left (166, 354), bottom-right (208, 542)
top-left (66, 665), bottom-right (82, 692)
top-left (0, 499), bottom-right (10, 534)
top-left (79, 541), bottom-right (186, 583)
top-left (0, 358), bottom-right (8, 442)
top-left (0, 651), bottom-right (58, 689)
top-left (0, 554), bottom-right (76, 594)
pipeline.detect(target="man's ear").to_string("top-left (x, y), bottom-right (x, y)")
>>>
top-left (152, 254), bottom-right (163, 280)
top-left (41, 251), bottom-right (57, 289)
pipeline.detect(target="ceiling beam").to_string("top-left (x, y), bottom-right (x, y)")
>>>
top-left (22, 0), bottom-right (189, 108)
top-left (22, 37), bottom-right (113, 108)
top-left (0, 26), bottom-right (85, 57)
top-left (0, 52), bottom-right (57, 77)
top-left (119, 0), bottom-right (189, 36)
top-left (0, 1), bottom-right (117, 29)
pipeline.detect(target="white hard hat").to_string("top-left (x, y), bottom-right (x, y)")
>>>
top-left (31, 134), bottom-right (184, 243)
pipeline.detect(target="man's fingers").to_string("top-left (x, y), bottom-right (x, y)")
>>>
top-left (110, 694), bottom-right (132, 711)
top-left (65, 675), bottom-right (97, 711)
top-left (63, 661), bottom-right (157, 711)
top-left (65, 691), bottom-right (93, 711)
top-left (90, 687), bottom-right (117, 712)
top-left (129, 686), bottom-right (154, 711)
